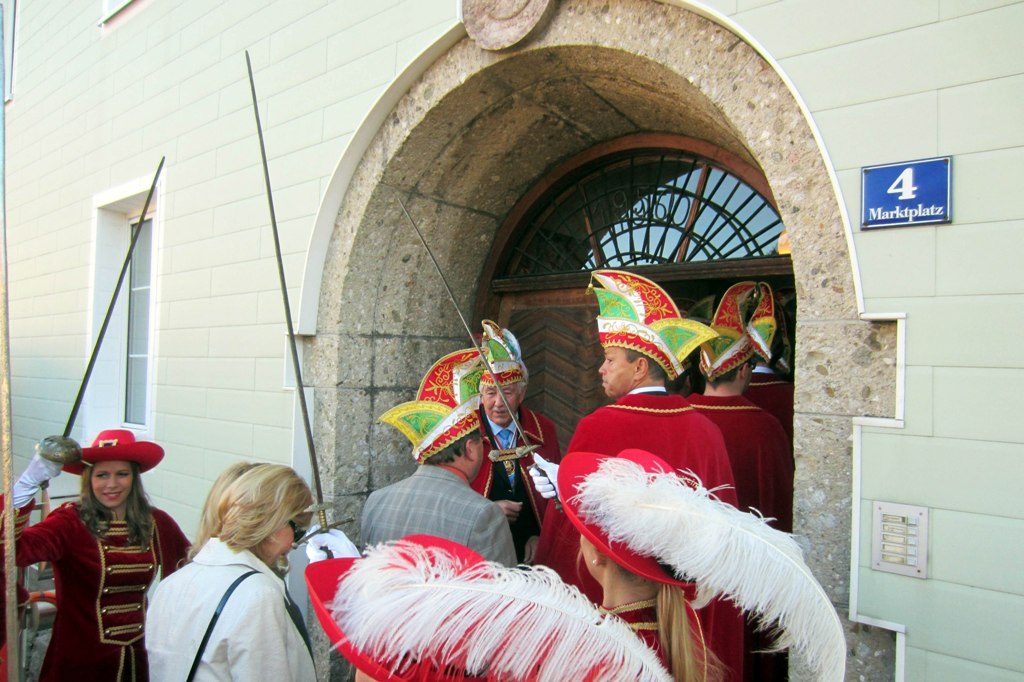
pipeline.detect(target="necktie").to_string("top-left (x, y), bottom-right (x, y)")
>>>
top-left (498, 428), bottom-right (516, 485)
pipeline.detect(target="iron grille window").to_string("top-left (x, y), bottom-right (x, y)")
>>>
top-left (504, 150), bottom-right (785, 276)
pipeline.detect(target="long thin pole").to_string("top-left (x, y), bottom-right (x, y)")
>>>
top-left (393, 195), bottom-right (535, 452)
top-left (63, 157), bottom-right (164, 439)
top-left (0, 6), bottom-right (19, 677)
top-left (244, 51), bottom-right (328, 530)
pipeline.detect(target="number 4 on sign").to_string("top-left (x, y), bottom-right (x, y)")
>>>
top-left (887, 168), bottom-right (917, 200)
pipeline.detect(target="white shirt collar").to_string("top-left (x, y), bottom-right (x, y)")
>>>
top-left (752, 365), bottom-right (776, 375)
top-left (628, 385), bottom-right (668, 395)
top-left (485, 415), bottom-right (517, 438)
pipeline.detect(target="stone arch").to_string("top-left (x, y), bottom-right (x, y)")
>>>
top-left (304, 0), bottom-right (897, 675)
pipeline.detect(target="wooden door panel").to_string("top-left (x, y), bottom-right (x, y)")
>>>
top-left (505, 302), bottom-right (604, 453)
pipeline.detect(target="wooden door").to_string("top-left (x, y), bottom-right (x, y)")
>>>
top-left (497, 289), bottom-right (604, 452)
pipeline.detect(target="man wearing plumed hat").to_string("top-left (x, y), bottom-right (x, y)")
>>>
top-left (469, 320), bottom-right (562, 564)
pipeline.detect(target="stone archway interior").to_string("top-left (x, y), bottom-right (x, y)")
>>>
top-left (320, 43), bottom-right (778, 503)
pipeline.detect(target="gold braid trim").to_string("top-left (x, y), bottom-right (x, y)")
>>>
top-left (601, 598), bottom-right (657, 614)
top-left (607, 404), bottom-right (694, 415)
top-left (628, 621), bottom-right (659, 631)
top-left (524, 409), bottom-right (545, 445)
top-left (691, 404), bottom-right (761, 412)
top-left (750, 379), bottom-right (789, 387)
top-left (115, 646), bottom-right (125, 682)
top-left (690, 601), bottom-right (708, 682)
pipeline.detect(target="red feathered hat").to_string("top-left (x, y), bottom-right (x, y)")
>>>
top-left (558, 449), bottom-right (697, 598)
top-left (305, 535), bottom-right (485, 681)
top-left (64, 429), bottom-right (164, 475)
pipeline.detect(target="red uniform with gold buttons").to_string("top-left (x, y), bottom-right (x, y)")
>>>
top-left (5, 499), bottom-right (189, 681)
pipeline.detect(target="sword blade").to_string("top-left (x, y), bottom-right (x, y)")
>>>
top-left (245, 51), bottom-right (328, 530)
top-left (393, 194), bottom-right (534, 452)
top-left (63, 157), bottom-right (165, 439)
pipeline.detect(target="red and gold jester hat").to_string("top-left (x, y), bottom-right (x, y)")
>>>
top-left (684, 294), bottom-right (716, 325)
top-left (590, 270), bottom-right (718, 380)
top-left (478, 320), bottom-right (527, 389)
top-left (379, 349), bottom-right (485, 463)
top-left (699, 282), bottom-right (777, 382)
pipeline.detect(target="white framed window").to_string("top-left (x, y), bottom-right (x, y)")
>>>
top-left (124, 218), bottom-right (152, 425)
top-left (87, 176), bottom-right (162, 436)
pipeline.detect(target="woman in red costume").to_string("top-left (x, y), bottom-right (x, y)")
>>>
top-left (555, 448), bottom-right (848, 682)
top-left (3, 429), bottom-right (189, 681)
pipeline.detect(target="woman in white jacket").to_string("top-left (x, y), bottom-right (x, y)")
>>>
top-left (146, 463), bottom-right (344, 681)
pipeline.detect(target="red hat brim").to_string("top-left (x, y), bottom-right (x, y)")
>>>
top-left (304, 535), bottom-right (487, 681)
top-left (558, 449), bottom-right (696, 595)
top-left (65, 439), bottom-right (164, 475)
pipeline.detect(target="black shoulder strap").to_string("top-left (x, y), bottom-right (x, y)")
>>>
top-left (186, 569), bottom-right (260, 682)
top-left (283, 589), bottom-right (314, 661)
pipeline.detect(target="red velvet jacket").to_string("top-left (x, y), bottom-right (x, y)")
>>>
top-left (601, 598), bottom-right (711, 680)
top-left (2, 500), bottom-right (190, 681)
top-left (533, 391), bottom-right (744, 681)
top-left (744, 373), bottom-right (794, 446)
top-left (687, 394), bottom-right (793, 532)
top-left (689, 393), bottom-right (793, 682)
top-left (602, 599), bottom-right (667, 671)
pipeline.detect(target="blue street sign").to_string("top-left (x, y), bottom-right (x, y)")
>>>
top-left (861, 157), bottom-right (951, 229)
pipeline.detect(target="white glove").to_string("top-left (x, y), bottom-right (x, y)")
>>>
top-left (304, 528), bottom-right (360, 562)
top-left (12, 454), bottom-right (63, 507)
top-left (530, 454), bottom-right (560, 500)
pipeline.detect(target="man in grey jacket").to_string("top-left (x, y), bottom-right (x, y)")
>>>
top-left (365, 348), bottom-right (516, 567)
top-left (361, 431), bottom-right (516, 566)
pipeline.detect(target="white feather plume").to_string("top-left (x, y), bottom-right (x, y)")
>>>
top-left (329, 541), bottom-right (671, 682)
top-left (574, 458), bottom-right (846, 682)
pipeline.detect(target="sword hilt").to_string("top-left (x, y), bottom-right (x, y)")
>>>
top-left (488, 444), bottom-right (540, 463)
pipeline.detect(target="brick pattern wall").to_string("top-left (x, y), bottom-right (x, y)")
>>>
top-left (5, 0), bottom-right (457, 532)
top-left (728, 1), bottom-right (1024, 678)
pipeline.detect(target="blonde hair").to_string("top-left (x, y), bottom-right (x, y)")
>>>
top-left (604, 560), bottom-right (721, 682)
top-left (215, 464), bottom-right (313, 560)
top-left (656, 584), bottom-right (722, 682)
top-left (189, 462), bottom-right (262, 560)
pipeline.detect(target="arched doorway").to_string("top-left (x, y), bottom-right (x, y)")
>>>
top-left (305, 1), bottom-right (898, 676)
top-left (475, 133), bottom-right (795, 449)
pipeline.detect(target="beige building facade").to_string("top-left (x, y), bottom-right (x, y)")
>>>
top-left (4, 0), bottom-right (1022, 680)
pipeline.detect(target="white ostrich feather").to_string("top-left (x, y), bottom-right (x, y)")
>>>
top-left (329, 541), bottom-right (671, 682)
top-left (574, 458), bottom-right (846, 682)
